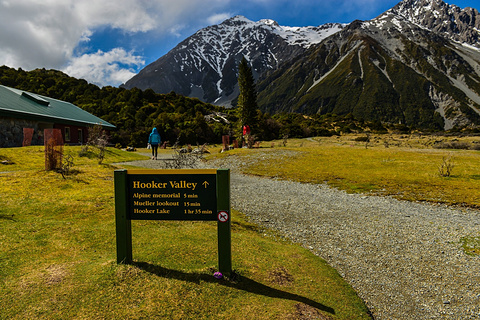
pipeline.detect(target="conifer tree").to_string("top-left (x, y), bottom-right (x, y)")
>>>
top-left (237, 57), bottom-right (257, 131)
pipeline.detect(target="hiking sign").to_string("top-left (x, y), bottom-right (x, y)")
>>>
top-left (114, 169), bottom-right (231, 274)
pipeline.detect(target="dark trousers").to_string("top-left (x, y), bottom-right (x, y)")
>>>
top-left (151, 144), bottom-right (158, 158)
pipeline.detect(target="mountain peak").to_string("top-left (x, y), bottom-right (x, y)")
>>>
top-left (123, 15), bottom-right (344, 106)
top-left (224, 15), bottom-right (253, 25)
top-left (123, 0), bottom-right (480, 131)
top-left (378, 0), bottom-right (480, 47)
top-left (393, 0), bottom-right (450, 12)
top-left (254, 0), bottom-right (480, 130)
top-left (259, 19), bottom-right (280, 27)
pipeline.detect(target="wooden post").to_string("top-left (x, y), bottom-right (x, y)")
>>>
top-left (216, 169), bottom-right (231, 275)
top-left (114, 170), bottom-right (132, 264)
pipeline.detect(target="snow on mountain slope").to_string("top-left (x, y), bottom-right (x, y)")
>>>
top-left (387, 0), bottom-right (480, 47)
top-left (124, 0), bottom-right (480, 130)
top-left (123, 16), bottom-right (344, 106)
top-left (256, 0), bottom-right (480, 130)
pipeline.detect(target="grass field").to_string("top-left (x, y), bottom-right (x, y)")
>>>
top-left (0, 145), bottom-right (370, 319)
top-left (212, 134), bottom-right (480, 208)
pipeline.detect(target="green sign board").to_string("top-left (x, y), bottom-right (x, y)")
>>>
top-left (127, 169), bottom-right (217, 220)
top-left (114, 168), bottom-right (231, 275)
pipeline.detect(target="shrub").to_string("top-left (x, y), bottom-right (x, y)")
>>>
top-left (438, 154), bottom-right (455, 177)
top-left (79, 124), bottom-right (109, 164)
top-left (433, 141), bottom-right (471, 150)
top-left (162, 144), bottom-right (207, 169)
top-left (354, 136), bottom-right (370, 142)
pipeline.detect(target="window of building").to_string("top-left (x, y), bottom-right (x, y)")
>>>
top-left (65, 127), bottom-right (71, 142)
top-left (78, 129), bottom-right (83, 144)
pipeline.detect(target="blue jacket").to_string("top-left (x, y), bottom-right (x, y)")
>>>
top-left (148, 128), bottom-right (161, 145)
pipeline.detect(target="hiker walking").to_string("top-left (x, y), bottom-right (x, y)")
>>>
top-left (242, 124), bottom-right (251, 147)
top-left (148, 127), bottom-right (161, 160)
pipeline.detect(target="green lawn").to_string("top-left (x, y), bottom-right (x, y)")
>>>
top-left (0, 145), bottom-right (370, 319)
top-left (216, 134), bottom-right (480, 207)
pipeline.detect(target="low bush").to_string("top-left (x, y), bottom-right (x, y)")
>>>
top-left (433, 141), bottom-right (471, 150)
top-left (354, 136), bottom-right (370, 142)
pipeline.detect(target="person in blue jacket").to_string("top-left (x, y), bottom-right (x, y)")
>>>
top-left (148, 127), bottom-right (161, 160)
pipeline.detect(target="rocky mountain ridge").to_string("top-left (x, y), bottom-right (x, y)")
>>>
top-left (123, 16), bottom-right (343, 106)
top-left (124, 0), bottom-right (480, 130)
top-left (256, 0), bottom-right (480, 130)
top-left (390, 0), bottom-right (480, 47)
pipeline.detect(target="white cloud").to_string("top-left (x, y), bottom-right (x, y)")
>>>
top-left (0, 0), bottom-right (399, 87)
top-left (73, 0), bottom-right (160, 33)
top-left (207, 13), bottom-right (233, 25)
top-left (62, 48), bottom-right (145, 86)
top-left (0, 0), bottom-right (84, 69)
top-left (0, 0), bottom-right (230, 86)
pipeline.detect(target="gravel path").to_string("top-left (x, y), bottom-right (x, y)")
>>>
top-left (119, 150), bottom-right (480, 319)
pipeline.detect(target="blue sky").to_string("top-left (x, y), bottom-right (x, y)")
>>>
top-left (0, 0), bottom-right (477, 87)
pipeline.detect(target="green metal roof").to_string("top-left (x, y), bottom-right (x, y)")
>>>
top-left (0, 85), bottom-right (115, 129)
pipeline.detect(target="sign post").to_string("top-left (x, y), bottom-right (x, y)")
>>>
top-left (216, 169), bottom-right (231, 274)
top-left (114, 169), bottom-right (132, 264)
top-left (114, 169), bottom-right (231, 274)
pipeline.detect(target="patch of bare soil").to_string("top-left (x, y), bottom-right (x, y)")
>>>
top-left (268, 266), bottom-right (294, 286)
top-left (286, 303), bottom-right (334, 320)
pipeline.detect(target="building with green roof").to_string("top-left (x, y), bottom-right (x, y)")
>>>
top-left (0, 85), bottom-right (115, 147)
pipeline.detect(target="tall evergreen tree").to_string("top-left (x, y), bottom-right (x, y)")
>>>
top-left (237, 57), bottom-right (257, 130)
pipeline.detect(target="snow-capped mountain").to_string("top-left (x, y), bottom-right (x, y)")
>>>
top-left (257, 0), bottom-right (480, 130)
top-left (123, 16), bottom-right (344, 106)
top-left (389, 0), bottom-right (480, 47)
top-left (124, 0), bottom-right (480, 130)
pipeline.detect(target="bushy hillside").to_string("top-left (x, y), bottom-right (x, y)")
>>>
top-left (1, 66), bottom-right (383, 147)
top-left (0, 66), bottom-right (232, 147)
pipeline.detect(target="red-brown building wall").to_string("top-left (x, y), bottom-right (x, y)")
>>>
top-left (53, 124), bottom-right (87, 144)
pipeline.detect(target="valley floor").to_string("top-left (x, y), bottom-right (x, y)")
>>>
top-left (122, 151), bottom-right (480, 319)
